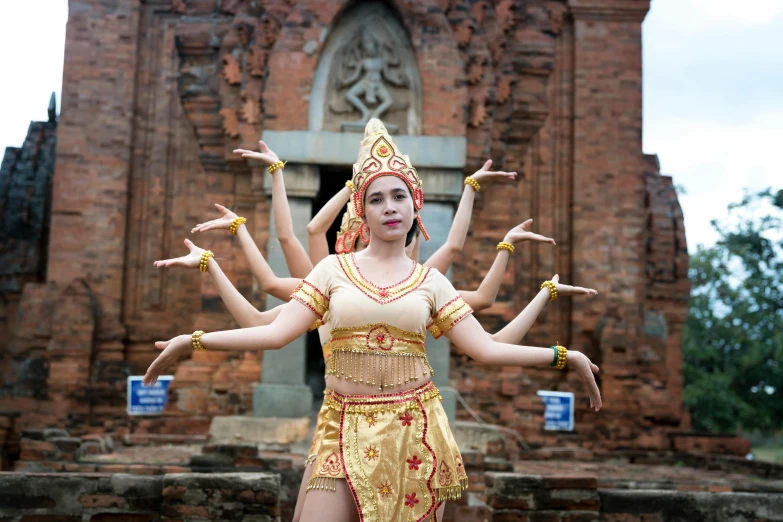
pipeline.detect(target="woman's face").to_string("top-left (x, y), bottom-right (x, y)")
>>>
top-left (362, 175), bottom-right (415, 245)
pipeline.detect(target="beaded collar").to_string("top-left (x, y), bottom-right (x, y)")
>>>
top-left (338, 253), bottom-right (430, 304)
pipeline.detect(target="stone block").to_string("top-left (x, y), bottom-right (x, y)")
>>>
top-left (210, 416), bottom-right (309, 446)
top-left (253, 383), bottom-right (313, 419)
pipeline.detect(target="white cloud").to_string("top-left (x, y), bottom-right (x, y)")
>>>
top-left (646, 112), bottom-right (783, 248)
top-left (648, 0), bottom-right (783, 32)
top-left (0, 0), bottom-right (67, 152)
top-left (643, 0), bottom-right (783, 250)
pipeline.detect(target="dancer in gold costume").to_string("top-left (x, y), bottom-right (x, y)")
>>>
top-left (147, 120), bottom-right (601, 522)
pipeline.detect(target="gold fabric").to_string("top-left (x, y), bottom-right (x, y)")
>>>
top-left (307, 382), bottom-right (468, 521)
top-left (427, 295), bottom-right (473, 339)
top-left (291, 280), bottom-right (329, 319)
top-left (327, 323), bottom-right (434, 391)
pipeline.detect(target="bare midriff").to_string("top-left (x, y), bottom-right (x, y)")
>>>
top-left (321, 323), bottom-right (434, 395)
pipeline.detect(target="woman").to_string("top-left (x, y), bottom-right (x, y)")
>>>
top-left (191, 145), bottom-right (525, 307)
top-left (146, 119), bottom-right (602, 522)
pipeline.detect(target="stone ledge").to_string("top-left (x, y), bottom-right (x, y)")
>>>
top-left (261, 130), bottom-right (467, 169)
top-left (209, 415), bottom-right (309, 445)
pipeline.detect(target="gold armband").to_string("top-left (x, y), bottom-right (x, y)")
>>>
top-left (199, 250), bottom-right (214, 272)
top-left (540, 280), bottom-right (558, 301)
top-left (497, 241), bottom-right (514, 254)
top-left (464, 176), bottom-right (480, 193)
top-left (548, 345), bottom-right (567, 369)
top-left (191, 330), bottom-right (206, 352)
top-left (267, 160), bottom-right (287, 174)
top-left (229, 217), bottom-right (247, 235)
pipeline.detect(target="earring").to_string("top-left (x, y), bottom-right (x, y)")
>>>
top-left (359, 222), bottom-right (370, 244)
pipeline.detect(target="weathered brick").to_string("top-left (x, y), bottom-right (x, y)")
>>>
top-left (0, 0), bottom-right (702, 467)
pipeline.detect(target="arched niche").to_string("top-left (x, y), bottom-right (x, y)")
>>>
top-left (309, 0), bottom-right (422, 135)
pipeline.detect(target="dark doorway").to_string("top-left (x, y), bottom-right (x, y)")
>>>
top-left (305, 165), bottom-right (353, 403)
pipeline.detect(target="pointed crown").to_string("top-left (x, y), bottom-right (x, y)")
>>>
top-left (350, 119), bottom-right (428, 239)
top-left (334, 201), bottom-right (365, 254)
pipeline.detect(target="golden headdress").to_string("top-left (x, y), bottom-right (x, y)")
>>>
top-left (350, 119), bottom-right (429, 240)
top-left (334, 200), bottom-right (369, 254)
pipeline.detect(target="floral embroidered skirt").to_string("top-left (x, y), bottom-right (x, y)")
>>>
top-left (306, 381), bottom-right (468, 521)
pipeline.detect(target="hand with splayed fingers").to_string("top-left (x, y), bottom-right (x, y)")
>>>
top-left (153, 239), bottom-right (207, 270)
top-left (470, 159), bottom-right (517, 184)
top-left (142, 334), bottom-right (192, 387)
top-left (548, 273), bottom-right (598, 297)
top-left (504, 219), bottom-right (556, 246)
top-left (191, 204), bottom-right (240, 234)
top-left (567, 350), bottom-right (602, 412)
top-left (233, 140), bottom-right (279, 167)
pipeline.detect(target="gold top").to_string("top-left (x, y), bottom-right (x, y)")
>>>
top-left (326, 322), bottom-right (433, 390)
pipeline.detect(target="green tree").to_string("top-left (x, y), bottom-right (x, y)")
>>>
top-left (683, 188), bottom-right (783, 434)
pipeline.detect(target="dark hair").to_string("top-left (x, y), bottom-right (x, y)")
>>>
top-left (405, 219), bottom-right (418, 247)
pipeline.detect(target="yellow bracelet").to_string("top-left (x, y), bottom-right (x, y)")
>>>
top-left (497, 241), bottom-right (514, 254)
top-left (267, 160), bottom-right (287, 174)
top-left (229, 217), bottom-right (247, 235)
top-left (199, 250), bottom-right (214, 272)
top-left (464, 176), bottom-right (480, 192)
top-left (540, 280), bottom-right (558, 301)
top-left (191, 330), bottom-right (206, 352)
top-left (549, 345), bottom-right (567, 369)
top-left (345, 180), bottom-right (355, 192)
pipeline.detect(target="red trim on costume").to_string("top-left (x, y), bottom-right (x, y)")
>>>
top-left (337, 253), bottom-right (431, 304)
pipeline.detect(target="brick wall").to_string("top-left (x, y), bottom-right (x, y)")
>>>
top-left (0, 0), bottom-right (699, 462)
top-left (0, 471), bottom-right (280, 522)
top-left (485, 472), bottom-right (783, 522)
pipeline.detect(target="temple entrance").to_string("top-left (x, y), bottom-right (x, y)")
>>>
top-left (305, 165), bottom-right (351, 403)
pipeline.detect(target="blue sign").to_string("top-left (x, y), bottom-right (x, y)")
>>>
top-left (536, 391), bottom-right (575, 431)
top-left (127, 376), bottom-right (173, 415)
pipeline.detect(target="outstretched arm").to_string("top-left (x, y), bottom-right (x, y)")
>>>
top-left (143, 299), bottom-right (317, 386)
top-left (458, 219), bottom-right (556, 312)
top-left (307, 185), bottom-right (352, 265)
top-left (492, 275), bottom-right (597, 344)
top-left (445, 315), bottom-right (602, 411)
top-left (424, 159), bottom-right (516, 273)
top-left (233, 141), bottom-right (312, 279)
top-left (191, 204), bottom-right (301, 302)
top-left (205, 259), bottom-right (284, 328)
top-left (269, 167), bottom-right (313, 278)
top-left (458, 249), bottom-right (510, 312)
top-left (236, 224), bottom-right (302, 301)
top-left (154, 239), bottom-right (285, 328)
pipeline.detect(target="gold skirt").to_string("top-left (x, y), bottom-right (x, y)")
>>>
top-left (306, 381), bottom-right (468, 521)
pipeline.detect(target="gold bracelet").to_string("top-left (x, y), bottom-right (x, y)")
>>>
top-left (229, 217), bottom-right (247, 235)
top-left (549, 345), bottom-right (567, 369)
top-left (191, 330), bottom-right (206, 352)
top-left (345, 180), bottom-right (355, 192)
top-left (540, 280), bottom-right (558, 301)
top-left (199, 250), bottom-right (214, 272)
top-left (497, 241), bottom-right (514, 254)
top-left (464, 176), bottom-right (480, 192)
top-left (267, 160), bottom-right (287, 174)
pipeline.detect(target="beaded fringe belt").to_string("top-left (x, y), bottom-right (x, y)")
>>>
top-left (327, 323), bottom-right (435, 392)
top-left (306, 381), bottom-right (468, 522)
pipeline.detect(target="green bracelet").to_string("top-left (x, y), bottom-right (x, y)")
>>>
top-left (548, 346), bottom-right (559, 367)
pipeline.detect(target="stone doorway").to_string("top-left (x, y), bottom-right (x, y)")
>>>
top-left (304, 165), bottom-right (349, 404)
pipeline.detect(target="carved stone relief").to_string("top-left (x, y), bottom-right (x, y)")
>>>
top-left (310, 1), bottom-right (421, 135)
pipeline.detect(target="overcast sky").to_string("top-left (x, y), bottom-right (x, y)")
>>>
top-left (1, 0), bottom-right (780, 251)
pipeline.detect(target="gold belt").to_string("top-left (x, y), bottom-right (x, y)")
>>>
top-left (326, 323), bottom-right (434, 391)
top-left (325, 381), bottom-right (442, 414)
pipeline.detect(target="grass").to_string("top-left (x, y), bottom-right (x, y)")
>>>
top-left (751, 446), bottom-right (783, 463)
